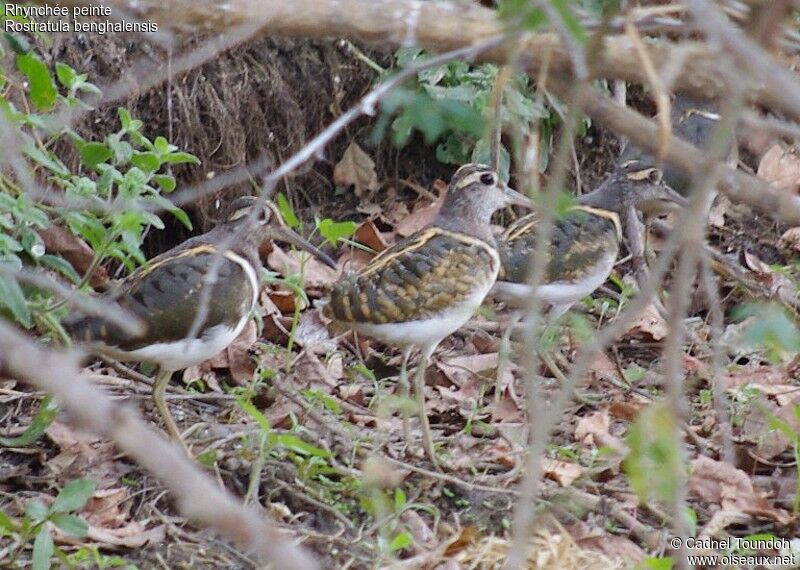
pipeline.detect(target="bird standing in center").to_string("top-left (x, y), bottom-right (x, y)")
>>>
top-left (324, 164), bottom-right (533, 466)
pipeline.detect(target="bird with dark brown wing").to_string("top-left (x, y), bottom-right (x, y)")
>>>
top-left (324, 164), bottom-right (533, 466)
top-left (68, 196), bottom-right (336, 448)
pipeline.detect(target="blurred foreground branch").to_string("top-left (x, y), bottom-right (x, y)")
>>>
top-left (48, 0), bottom-right (800, 223)
top-left (0, 320), bottom-right (319, 570)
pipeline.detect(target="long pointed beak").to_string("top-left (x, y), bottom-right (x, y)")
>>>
top-left (270, 226), bottom-right (338, 269)
top-left (501, 183), bottom-right (535, 209)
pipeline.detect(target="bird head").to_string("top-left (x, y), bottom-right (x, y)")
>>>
top-left (225, 196), bottom-right (337, 269)
top-left (437, 164), bottom-right (533, 228)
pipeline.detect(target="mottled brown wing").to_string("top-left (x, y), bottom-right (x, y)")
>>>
top-left (325, 228), bottom-right (498, 324)
top-left (499, 207), bottom-right (620, 284)
top-left (67, 245), bottom-right (255, 350)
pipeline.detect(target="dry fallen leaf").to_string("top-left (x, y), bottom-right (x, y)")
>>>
top-left (741, 394), bottom-right (800, 459)
top-left (333, 141), bottom-right (378, 197)
top-left (574, 409), bottom-right (628, 455)
top-left (624, 303), bottom-right (668, 341)
top-left (40, 225), bottom-right (108, 287)
top-left (437, 352), bottom-right (503, 386)
top-left (688, 456), bottom-right (790, 524)
top-left (542, 458), bottom-right (584, 487)
top-left (354, 220), bottom-right (390, 253)
top-left (566, 521), bottom-right (646, 566)
top-left (267, 244), bottom-right (339, 288)
top-left (778, 226), bottom-right (800, 252)
top-left (395, 186), bottom-right (447, 237)
top-left (757, 144), bottom-right (800, 193)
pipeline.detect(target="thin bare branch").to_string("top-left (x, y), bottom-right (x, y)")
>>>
top-left (0, 320), bottom-right (319, 569)
top-left (259, 35), bottom-right (509, 196)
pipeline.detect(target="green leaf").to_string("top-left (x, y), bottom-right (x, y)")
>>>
top-left (23, 144), bottom-right (70, 177)
top-left (79, 142), bottom-right (113, 169)
top-left (16, 53), bottom-right (56, 111)
top-left (394, 488), bottom-right (407, 510)
top-left (25, 500), bottom-right (50, 523)
top-left (271, 433), bottom-right (332, 458)
top-left (163, 151), bottom-right (200, 165)
top-left (32, 527), bottom-right (54, 570)
top-left (0, 395), bottom-right (58, 447)
top-left (55, 63), bottom-right (78, 89)
top-left (168, 207), bottom-right (192, 230)
top-left (0, 274), bottom-right (32, 327)
top-left (152, 174), bottom-right (176, 193)
top-left (624, 403), bottom-right (682, 505)
top-left (38, 254), bottom-right (81, 284)
top-left (0, 509), bottom-right (15, 531)
top-left (550, 0), bottom-right (587, 44)
top-left (276, 193), bottom-right (300, 229)
top-left (52, 479), bottom-right (96, 513)
top-left (50, 513), bottom-right (88, 537)
top-left (130, 151), bottom-right (162, 173)
top-left (3, 32), bottom-right (30, 55)
top-left (636, 557), bottom-right (674, 570)
top-left (389, 531), bottom-right (413, 552)
top-left (317, 218), bottom-right (357, 246)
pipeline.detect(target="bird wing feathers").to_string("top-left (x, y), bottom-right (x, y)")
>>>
top-left (499, 208), bottom-right (620, 284)
top-left (325, 228), bottom-right (499, 324)
top-left (67, 245), bottom-right (256, 351)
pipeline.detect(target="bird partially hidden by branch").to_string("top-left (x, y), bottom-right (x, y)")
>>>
top-left (67, 196), bottom-right (337, 451)
top-left (323, 164), bottom-right (533, 468)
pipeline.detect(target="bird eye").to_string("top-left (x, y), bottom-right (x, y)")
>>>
top-left (257, 208), bottom-right (271, 224)
top-left (480, 173), bottom-right (496, 185)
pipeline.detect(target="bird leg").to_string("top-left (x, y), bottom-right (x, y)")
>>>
top-left (398, 346), bottom-right (413, 448)
top-left (622, 204), bottom-right (667, 317)
top-left (152, 368), bottom-right (189, 452)
top-left (496, 310), bottom-right (522, 405)
top-left (414, 345), bottom-right (439, 469)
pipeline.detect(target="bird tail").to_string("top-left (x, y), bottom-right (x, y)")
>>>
top-left (63, 314), bottom-right (130, 346)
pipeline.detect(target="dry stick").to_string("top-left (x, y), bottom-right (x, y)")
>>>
top-left (505, 189), bottom-right (686, 567)
top-left (659, 88), bottom-right (745, 568)
top-left (699, 254), bottom-right (734, 464)
top-left (0, 267), bottom-right (142, 336)
top-left (0, 320), bottom-right (319, 570)
top-left (536, 0), bottom-right (589, 81)
top-left (488, 64), bottom-right (513, 172)
top-left (685, 0), bottom-right (800, 121)
top-left (258, 35), bottom-right (509, 195)
top-left (550, 77), bottom-right (800, 225)
top-left (54, 0), bottom-right (800, 122)
top-left (31, 1), bottom-right (800, 223)
top-left (623, 16), bottom-right (671, 158)
top-left (506, 85), bottom-right (586, 570)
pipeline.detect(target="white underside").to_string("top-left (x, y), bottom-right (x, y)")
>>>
top-left (351, 278), bottom-right (495, 350)
top-left (122, 320), bottom-right (248, 371)
top-left (491, 251), bottom-right (617, 310)
top-left (109, 251), bottom-right (258, 371)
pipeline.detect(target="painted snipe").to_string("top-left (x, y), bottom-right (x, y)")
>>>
top-left (68, 196), bottom-right (337, 445)
top-left (618, 96), bottom-right (723, 214)
top-left (323, 164), bottom-right (533, 466)
top-left (492, 166), bottom-right (675, 316)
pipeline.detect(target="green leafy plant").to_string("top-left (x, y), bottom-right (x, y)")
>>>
top-left (624, 403), bottom-right (683, 507)
top-left (0, 395), bottom-right (57, 447)
top-left (0, 478), bottom-right (96, 569)
top-left (372, 50), bottom-right (550, 180)
top-left (0, 49), bottom-right (196, 337)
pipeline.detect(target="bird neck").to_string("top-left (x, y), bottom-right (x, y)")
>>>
top-left (433, 199), bottom-right (496, 244)
top-left (577, 178), bottom-right (624, 212)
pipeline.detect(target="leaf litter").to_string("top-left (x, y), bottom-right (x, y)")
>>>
top-left (4, 136), bottom-right (800, 569)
